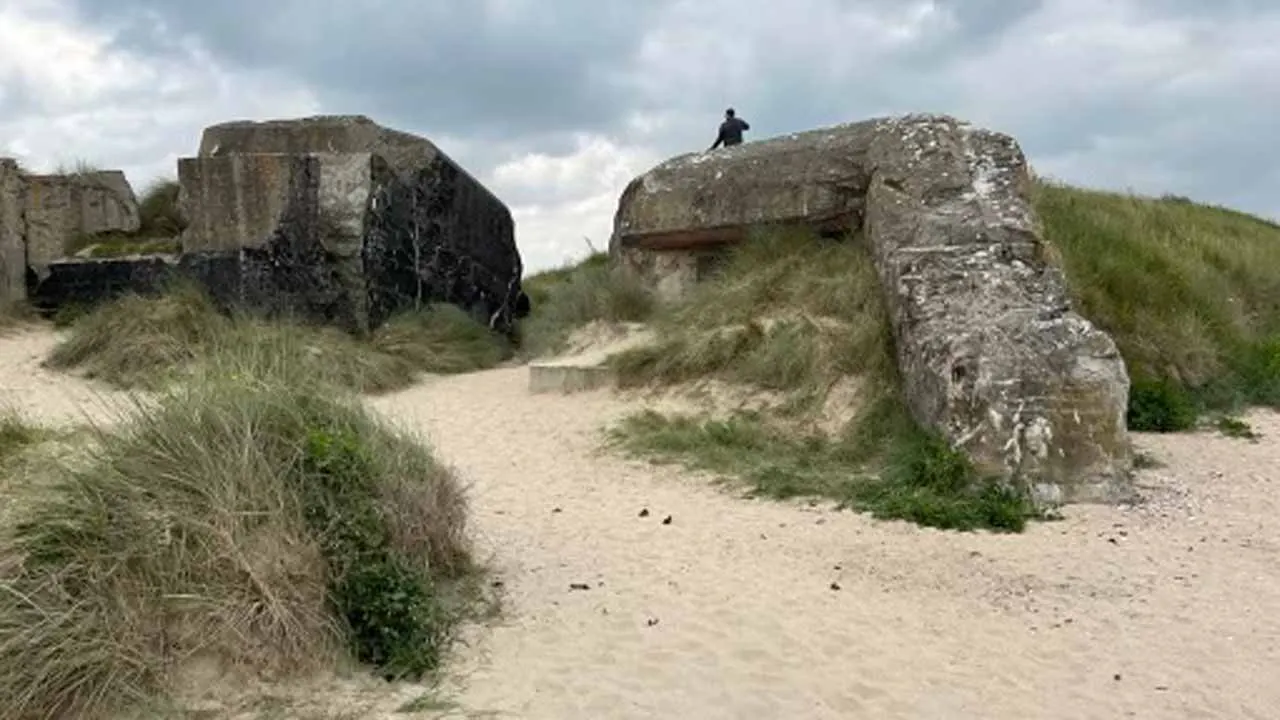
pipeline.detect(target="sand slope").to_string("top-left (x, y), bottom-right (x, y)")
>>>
top-left (370, 368), bottom-right (1280, 720)
top-left (1, 328), bottom-right (1277, 719)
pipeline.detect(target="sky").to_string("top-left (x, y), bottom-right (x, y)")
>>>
top-left (2, 0), bottom-right (1277, 272)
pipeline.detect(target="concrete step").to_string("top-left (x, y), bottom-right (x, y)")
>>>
top-left (528, 358), bottom-right (617, 394)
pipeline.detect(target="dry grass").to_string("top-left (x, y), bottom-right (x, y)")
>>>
top-left (576, 227), bottom-right (1033, 532)
top-left (608, 227), bottom-right (894, 409)
top-left (0, 301), bottom-right (40, 336)
top-left (0, 343), bottom-right (482, 719)
top-left (516, 252), bottom-right (654, 357)
top-left (43, 284), bottom-right (513, 393)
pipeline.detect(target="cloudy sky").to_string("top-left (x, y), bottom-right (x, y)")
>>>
top-left (2, 0), bottom-right (1277, 271)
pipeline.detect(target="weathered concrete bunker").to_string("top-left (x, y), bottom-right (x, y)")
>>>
top-left (2, 116), bottom-right (529, 335)
top-left (610, 114), bottom-right (1133, 506)
top-left (180, 115), bottom-right (528, 332)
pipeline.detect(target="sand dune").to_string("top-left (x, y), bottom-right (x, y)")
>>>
top-left (2, 328), bottom-right (1277, 719)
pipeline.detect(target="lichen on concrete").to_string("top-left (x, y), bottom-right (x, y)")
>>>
top-left (610, 113), bottom-right (1134, 506)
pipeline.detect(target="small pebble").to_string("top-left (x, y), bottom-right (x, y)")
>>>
top-left (662, 515), bottom-right (673, 525)
top-left (569, 583), bottom-right (591, 592)
top-left (639, 508), bottom-right (650, 518)
top-left (830, 582), bottom-right (842, 591)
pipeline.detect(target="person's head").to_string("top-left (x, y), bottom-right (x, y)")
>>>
top-left (725, 107), bottom-right (735, 119)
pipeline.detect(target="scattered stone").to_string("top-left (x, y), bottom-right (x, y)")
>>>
top-left (569, 583), bottom-right (591, 592)
top-left (646, 618), bottom-right (660, 627)
top-left (639, 508), bottom-right (650, 518)
top-left (830, 582), bottom-right (842, 592)
top-left (662, 515), bottom-right (673, 525)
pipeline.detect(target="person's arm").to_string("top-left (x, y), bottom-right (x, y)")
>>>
top-left (709, 128), bottom-right (724, 151)
top-left (741, 119), bottom-right (750, 131)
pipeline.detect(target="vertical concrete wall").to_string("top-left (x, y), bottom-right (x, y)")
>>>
top-left (0, 160), bottom-right (27, 303)
top-left (23, 172), bottom-right (141, 267)
top-left (178, 154), bottom-right (296, 253)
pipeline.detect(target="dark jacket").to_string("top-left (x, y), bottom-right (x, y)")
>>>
top-left (710, 117), bottom-right (750, 149)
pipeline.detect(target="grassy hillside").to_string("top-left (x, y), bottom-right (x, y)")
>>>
top-left (1033, 181), bottom-right (1280, 430)
top-left (522, 183), bottom-right (1280, 531)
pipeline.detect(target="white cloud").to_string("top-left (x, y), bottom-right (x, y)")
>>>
top-left (4, 0), bottom-right (1279, 275)
top-left (488, 135), bottom-right (662, 270)
top-left (0, 0), bottom-right (319, 188)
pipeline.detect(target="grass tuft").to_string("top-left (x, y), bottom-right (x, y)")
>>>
top-left (1213, 415), bottom-right (1261, 441)
top-left (0, 346), bottom-right (480, 719)
top-left (0, 408), bottom-right (43, 466)
top-left (597, 228), bottom-right (1024, 532)
top-left (44, 284), bottom-right (512, 393)
top-left (516, 252), bottom-right (654, 356)
top-left (610, 403), bottom-right (1030, 533)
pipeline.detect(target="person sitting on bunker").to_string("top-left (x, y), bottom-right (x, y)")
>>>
top-left (708, 107), bottom-right (750, 151)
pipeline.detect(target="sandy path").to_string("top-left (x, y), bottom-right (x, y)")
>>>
top-left (370, 368), bottom-right (1280, 720)
top-left (2, 328), bottom-right (1277, 719)
top-left (0, 328), bottom-right (133, 425)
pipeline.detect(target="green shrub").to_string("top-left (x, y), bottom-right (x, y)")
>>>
top-left (1127, 377), bottom-right (1199, 432)
top-left (0, 356), bottom-right (476, 718)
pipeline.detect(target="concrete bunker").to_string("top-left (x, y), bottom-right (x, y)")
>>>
top-left (610, 114), bottom-right (1134, 507)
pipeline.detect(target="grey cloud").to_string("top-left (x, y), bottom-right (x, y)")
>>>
top-left (36, 0), bottom-right (1280, 247)
top-left (69, 1), bottom-right (661, 143)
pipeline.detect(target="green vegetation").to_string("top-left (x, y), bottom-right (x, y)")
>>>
top-left (607, 229), bottom-right (893, 404)
top-left (51, 159), bottom-right (102, 177)
top-left (611, 405), bottom-right (1029, 532)
top-left (570, 228), bottom-right (1031, 533)
top-left (64, 176), bottom-right (187, 257)
top-left (0, 408), bottom-right (43, 466)
top-left (1034, 181), bottom-right (1280, 431)
top-left (136, 178), bottom-right (185, 238)
top-left (516, 251), bottom-right (653, 357)
top-left (0, 343), bottom-right (482, 719)
top-left (1214, 415), bottom-right (1261, 441)
top-left (44, 283), bottom-right (513, 392)
top-left (524, 185), bottom-right (1280, 531)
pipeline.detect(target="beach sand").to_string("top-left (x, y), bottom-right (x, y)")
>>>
top-left (2, 327), bottom-right (1277, 719)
